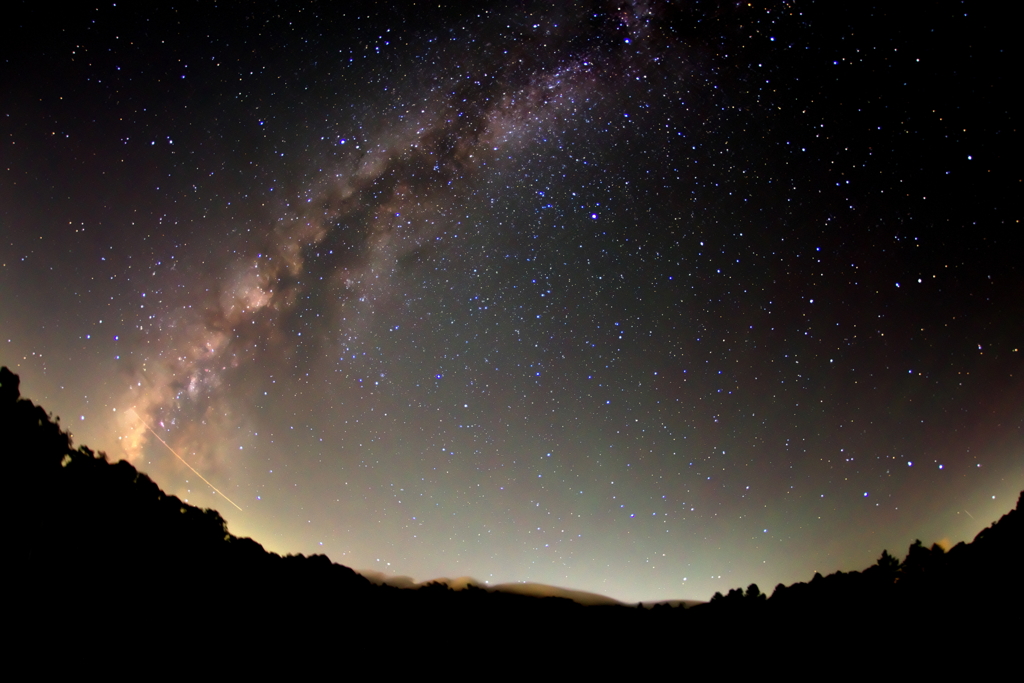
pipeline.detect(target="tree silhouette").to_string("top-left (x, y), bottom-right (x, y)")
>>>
top-left (3, 364), bottom-right (1022, 666)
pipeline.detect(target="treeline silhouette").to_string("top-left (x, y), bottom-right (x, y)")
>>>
top-left (4, 366), bottom-right (1019, 667)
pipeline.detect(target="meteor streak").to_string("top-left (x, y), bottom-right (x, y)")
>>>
top-left (128, 408), bottom-right (244, 512)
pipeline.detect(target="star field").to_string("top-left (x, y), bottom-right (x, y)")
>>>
top-left (2, 1), bottom-right (1020, 602)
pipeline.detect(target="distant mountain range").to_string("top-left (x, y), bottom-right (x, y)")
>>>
top-left (358, 570), bottom-right (628, 606)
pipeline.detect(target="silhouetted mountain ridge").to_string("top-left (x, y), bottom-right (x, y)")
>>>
top-left (3, 367), bottom-right (1019, 666)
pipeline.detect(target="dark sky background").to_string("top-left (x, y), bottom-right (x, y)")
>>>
top-left (2, 1), bottom-right (1020, 603)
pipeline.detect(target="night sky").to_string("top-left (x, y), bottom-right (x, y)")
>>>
top-left (2, 1), bottom-right (1020, 603)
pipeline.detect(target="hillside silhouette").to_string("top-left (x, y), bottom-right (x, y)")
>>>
top-left (4, 366), bottom-right (1020, 668)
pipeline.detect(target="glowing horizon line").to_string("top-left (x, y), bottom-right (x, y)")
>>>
top-left (127, 408), bottom-right (244, 512)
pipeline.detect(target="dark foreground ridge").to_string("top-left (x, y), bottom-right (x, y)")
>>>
top-left (4, 366), bottom-right (1020, 669)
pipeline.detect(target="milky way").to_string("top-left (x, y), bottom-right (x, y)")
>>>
top-left (117, 4), bottom-right (664, 468)
top-left (2, 1), bottom-right (1020, 602)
